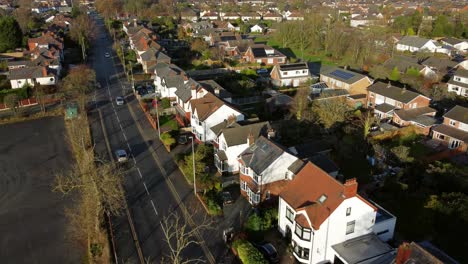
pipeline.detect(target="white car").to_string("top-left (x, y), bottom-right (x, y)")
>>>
top-left (115, 149), bottom-right (128, 163)
top-left (104, 52), bottom-right (111, 58)
top-left (115, 96), bottom-right (124, 105)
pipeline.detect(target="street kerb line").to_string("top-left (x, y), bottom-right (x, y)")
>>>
top-left (142, 182), bottom-right (150, 195)
top-left (126, 102), bottom-right (216, 264)
top-left (98, 108), bottom-right (146, 264)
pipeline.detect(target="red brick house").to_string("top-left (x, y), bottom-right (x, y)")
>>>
top-left (243, 44), bottom-right (286, 66)
top-left (432, 105), bottom-right (468, 151)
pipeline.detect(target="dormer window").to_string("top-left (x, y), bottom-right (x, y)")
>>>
top-left (318, 194), bottom-right (327, 204)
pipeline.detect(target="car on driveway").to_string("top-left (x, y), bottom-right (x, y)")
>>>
top-left (177, 135), bottom-right (189, 145)
top-left (115, 149), bottom-right (128, 163)
top-left (221, 191), bottom-right (234, 206)
top-left (254, 243), bottom-right (280, 263)
top-left (104, 52), bottom-right (111, 58)
top-left (115, 96), bottom-right (124, 105)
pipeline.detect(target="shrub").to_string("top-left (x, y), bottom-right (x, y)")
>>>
top-left (161, 98), bottom-right (171, 109)
top-left (160, 132), bottom-right (176, 148)
top-left (245, 207), bottom-right (279, 233)
top-left (233, 240), bottom-right (268, 264)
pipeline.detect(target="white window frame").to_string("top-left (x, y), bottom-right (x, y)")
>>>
top-left (346, 220), bottom-right (355, 235)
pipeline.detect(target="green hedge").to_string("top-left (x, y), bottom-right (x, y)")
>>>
top-left (232, 240), bottom-right (267, 264)
top-left (0, 86), bottom-right (31, 103)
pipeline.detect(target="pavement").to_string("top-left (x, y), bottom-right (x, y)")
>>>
top-left (88, 16), bottom-right (246, 264)
top-left (0, 116), bottom-right (81, 263)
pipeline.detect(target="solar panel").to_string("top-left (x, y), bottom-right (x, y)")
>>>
top-left (329, 69), bottom-right (355, 80)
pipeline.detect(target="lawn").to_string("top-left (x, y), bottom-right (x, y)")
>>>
top-left (158, 115), bottom-right (178, 131)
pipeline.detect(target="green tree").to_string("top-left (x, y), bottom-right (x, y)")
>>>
top-left (390, 145), bottom-right (413, 163)
top-left (389, 66), bottom-right (400, 81)
top-left (4, 93), bottom-right (19, 115)
top-left (0, 16), bottom-right (23, 52)
top-left (426, 192), bottom-right (468, 222)
top-left (369, 65), bottom-right (389, 80)
top-left (312, 97), bottom-right (350, 130)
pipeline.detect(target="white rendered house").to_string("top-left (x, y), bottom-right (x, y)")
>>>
top-left (447, 68), bottom-right (468, 97)
top-left (153, 62), bottom-right (187, 99)
top-left (278, 162), bottom-right (396, 264)
top-left (396, 36), bottom-right (437, 53)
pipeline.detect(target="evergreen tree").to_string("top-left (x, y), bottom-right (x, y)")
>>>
top-left (0, 16), bottom-right (23, 52)
top-left (389, 66), bottom-right (401, 81)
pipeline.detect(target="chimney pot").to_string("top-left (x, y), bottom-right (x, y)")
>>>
top-left (343, 178), bottom-right (358, 198)
top-left (395, 242), bottom-right (412, 264)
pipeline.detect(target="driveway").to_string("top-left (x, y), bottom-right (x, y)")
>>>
top-left (0, 116), bottom-right (81, 263)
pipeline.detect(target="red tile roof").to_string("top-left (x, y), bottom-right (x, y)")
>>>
top-left (280, 162), bottom-right (376, 230)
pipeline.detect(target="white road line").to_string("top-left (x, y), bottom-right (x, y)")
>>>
top-left (127, 142), bottom-right (132, 152)
top-left (122, 131), bottom-right (127, 141)
top-left (132, 156), bottom-right (137, 165)
top-left (119, 123), bottom-right (123, 131)
top-left (142, 182), bottom-right (150, 195)
top-left (150, 200), bottom-right (158, 216)
top-left (116, 114), bottom-right (120, 123)
top-left (137, 167), bottom-right (142, 179)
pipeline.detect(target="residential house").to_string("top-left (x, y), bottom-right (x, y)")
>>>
top-left (278, 162), bottom-right (396, 264)
top-left (198, 80), bottom-right (232, 103)
top-left (447, 68), bottom-right (468, 97)
top-left (153, 62), bottom-right (186, 99)
top-left (382, 56), bottom-right (430, 77)
top-left (180, 7), bottom-right (198, 22)
top-left (285, 11), bottom-right (304, 21)
top-left (270, 63), bottom-right (311, 87)
top-left (200, 11), bottom-right (219, 20)
top-left (238, 136), bottom-right (299, 205)
top-left (221, 12), bottom-right (240, 21)
top-left (240, 12), bottom-right (261, 21)
top-left (396, 36), bottom-right (438, 53)
top-left (262, 12), bottom-right (283, 22)
top-left (190, 92), bottom-right (244, 143)
top-left (441, 37), bottom-right (468, 53)
top-left (28, 32), bottom-right (64, 61)
top-left (9, 66), bottom-right (56, 89)
top-left (393, 106), bottom-right (438, 135)
top-left (139, 48), bottom-right (171, 73)
top-left (432, 105), bottom-right (468, 151)
top-left (212, 21), bottom-right (239, 32)
top-left (243, 44), bottom-right (286, 65)
top-left (174, 78), bottom-right (207, 127)
top-left (213, 121), bottom-right (270, 174)
top-left (320, 66), bottom-right (373, 95)
top-left (349, 14), bottom-right (383, 28)
top-left (367, 82), bottom-right (431, 119)
top-left (250, 24), bottom-right (266, 33)
top-left (421, 57), bottom-right (458, 78)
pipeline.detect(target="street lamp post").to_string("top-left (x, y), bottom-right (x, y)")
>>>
top-left (189, 136), bottom-right (197, 195)
top-left (154, 97), bottom-right (161, 139)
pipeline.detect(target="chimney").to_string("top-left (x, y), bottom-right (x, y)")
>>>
top-left (343, 178), bottom-right (358, 198)
top-left (387, 81), bottom-right (391, 88)
top-left (395, 243), bottom-right (412, 264)
top-left (133, 18), bottom-right (137, 28)
top-left (247, 132), bottom-right (255, 146)
top-left (402, 85), bottom-right (406, 93)
top-left (42, 67), bottom-right (47, 77)
top-left (267, 128), bottom-right (276, 140)
top-left (215, 87), bottom-right (220, 96)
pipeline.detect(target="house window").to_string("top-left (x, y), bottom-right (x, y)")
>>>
top-left (295, 223), bottom-right (312, 241)
top-left (346, 221), bottom-right (355, 235)
top-left (455, 77), bottom-right (461, 81)
top-left (397, 102), bottom-right (402, 108)
top-left (452, 86), bottom-right (459, 92)
top-left (49, 78), bottom-right (54, 81)
top-left (438, 134), bottom-right (445, 140)
top-left (346, 207), bottom-right (351, 216)
top-left (449, 120), bottom-right (456, 126)
top-left (284, 72), bottom-right (288, 75)
top-left (241, 181), bottom-right (247, 191)
top-left (412, 103), bottom-right (418, 108)
top-left (293, 242), bottom-right (310, 260)
top-left (265, 191), bottom-right (270, 200)
top-left (286, 207), bottom-right (294, 223)
top-left (240, 165), bottom-right (250, 175)
top-left (18, 81), bottom-right (22, 84)
top-left (253, 173), bottom-right (261, 183)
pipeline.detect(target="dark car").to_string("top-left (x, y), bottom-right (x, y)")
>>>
top-left (255, 243), bottom-right (280, 263)
top-left (221, 191), bottom-right (234, 206)
top-left (177, 135), bottom-right (189, 145)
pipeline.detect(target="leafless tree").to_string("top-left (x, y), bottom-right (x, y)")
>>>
top-left (291, 87), bottom-right (312, 121)
top-left (70, 14), bottom-right (96, 61)
top-left (4, 93), bottom-right (19, 115)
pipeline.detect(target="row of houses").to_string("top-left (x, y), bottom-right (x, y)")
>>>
top-left (396, 35), bottom-right (468, 55)
top-left (188, 10), bottom-right (303, 22)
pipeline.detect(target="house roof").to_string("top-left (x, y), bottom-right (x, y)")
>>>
top-left (369, 82), bottom-right (427, 104)
top-left (453, 68), bottom-right (468, 79)
top-left (320, 66), bottom-right (369, 85)
top-left (280, 162), bottom-right (376, 230)
top-left (432, 124), bottom-right (468, 142)
top-left (383, 57), bottom-right (424, 72)
top-left (287, 159), bottom-right (307, 175)
top-left (398, 36), bottom-right (431, 48)
top-left (288, 140), bottom-right (332, 159)
top-left (28, 33), bottom-right (63, 50)
top-left (374, 103), bottom-right (395, 114)
top-left (278, 62), bottom-right (308, 71)
top-left (198, 80), bottom-right (232, 99)
top-left (191, 92), bottom-right (226, 121)
top-left (309, 154), bottom-right (339, 175)
top-left (215, 150), bottom-right (228, 161)
top-left (9, 66), bottom-right (51, 79)
top-left (447, 77), bottom-right (468, 88)
top-left (394, 106), bottom-right (436, 122)
top-left (444, 105), bottom-right (468, 123)
top-left (411, 115), bottom-right (438, 127)
top-left (248, 44), bottom-right (285, 59)
top-left (421, 57), bottom-right (457, 72)
top-left (442, 37), bottom-right (466, 46)
top-left (239, 136), bottom-right (287, 175)
top-left (175, 78), bottom-right (199, 102)
top-left (221, 121), bottom-right (270, 147)
top-left (332, 234), bottom-right (395, 264)
top-left (295, 214), bottom-right (310, 228)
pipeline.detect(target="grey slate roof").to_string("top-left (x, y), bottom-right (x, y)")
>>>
top-left (442, 37), bottom-right (465, 46)
top-left (433, 124), bottom-right (468, 142)
top-left (320, 66), bottom-right (369, 84)
top-left (9, 66), bottom-right (47, 79)
top-left (398, 36), bottom-right (432, 48)
top-left (332, 234), bottom-right (395, 264)
top-left (383, 57), bottom-right (424, 72)
top-left (199, 80), bottom-right (232, 99)
top-left (411, 115), bottom-right (438, 127)
top-left (369, 82), bottom-right (426, 104)
top-left (421, 57), bottom-right (457, 72)
top-left (309, 154), bottom-right (339, 174)
top-left (221, 121), bottom-right (270, 147)
top-left (453, 68), bottom-right (468, 79)
top-left (444, 105), bottom-right (468, 123)
top-left (216, 150), bottom-right (228, 161)
top-left (287, 159), bottom-right (306, 174)
top-left (175, 78), bottom-right (200, 103)
top-left (210, 121), bottom-right (241, 136)
top-left (239, 136), bottom-right (286, 174)
top-left (394, 106), bottom-right (436, 122)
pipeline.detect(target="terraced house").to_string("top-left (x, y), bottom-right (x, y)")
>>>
top-left (278, 162), bottom-right (396, 264)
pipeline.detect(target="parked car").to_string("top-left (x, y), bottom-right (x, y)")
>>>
top-left (256, 68), bottom-right (269, 74)
top-left (115, 96), bottom-right (124, 105)
top-left (221, 191), bottom-right (234, 206)
top-left (177, 135), bottom-right (188, 145)
top-left (254, 243), bottom-right (280, 263)
top-left (115, 149), bottom-right (128, 163)
top-left (104, 52), bottom-right (111, 58)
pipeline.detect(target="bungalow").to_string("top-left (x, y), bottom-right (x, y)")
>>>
top-left (278, 162), bottom-right (396, 264)
top-left (367, 82), bottom-right (431, 119)
top-left (431, 105), bottom-right (468, 151)
top-left (200, 11), bottom-right (219, 20)
top-left (243, 44), bottom-right (286, 65)
top-left (190, 92), bottom-right (244, 143)
top-left (9, 66), bottom-right (56, 89)
top-left (421, 57), bottom-right (458, 78)
top-left (250, 24), bottom-right (266, 33)
top-left (238, 136), bottom-right (299, 205)
top-left (213, 121), bottom-right (270, 174)
top-left (447, 68), bottom-right (468, 97)
top-left (270, 63), bottom-right (311, 87)
top-left (396, 36), bottom-right (438, 53)
top-left (285, 11), bottom-right (304, 21)
top-left (180, 7), bottom-right (198, 22)
top-left (382, 56), bottom-right (429, 77)
top-left (393, 106), bottom-right (437, 135)
top-left (221, 12), bottom-right (240, 21)
top-left (441, 37), bottom-right (468, 53)
top-left (320, 66), bottom-right (373, 95)
top-left (240, 12), bottom-right (261, 21)
top-left (262, 12), bottom-right (283, 22)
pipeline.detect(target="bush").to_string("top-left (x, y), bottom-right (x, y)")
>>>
top-left (161, 98), bottom-right (171, 109)
top-left (233, 240), bottom-right (268, 264)
top-left (245, 208), bottom-right (279, 233)
top-left (160, 132), bottom-right (176, 148)
top-left (0, 86), bottom-right (31, 103)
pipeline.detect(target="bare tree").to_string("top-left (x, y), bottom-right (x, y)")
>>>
top-left (291, 87), bottom-right (311, 121)
top-left (70, 14), bottom-right (96, 61)
top-left (4, 93), bottom-right (19, 115)
top-left (160, 211), bottom-right (212, 264)
top-left (61, 65), bottom-right (96, 111)
top-left (312, 97), bottom-right (351, 130)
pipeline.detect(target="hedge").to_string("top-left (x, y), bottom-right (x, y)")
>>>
top-left (0, 86), bottom-right (31, 103)
top-left (232, 240), bottom-right (267, 264)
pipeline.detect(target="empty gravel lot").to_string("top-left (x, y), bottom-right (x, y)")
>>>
top-left (0, 116), bottom-right (81, 263)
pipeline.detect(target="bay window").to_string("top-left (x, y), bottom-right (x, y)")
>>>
top-left (286, 207), bottom-right (294, 223)
top-left (293, 241), bottom-right (310, 260)
top-left (295, 223), bottom-right (312, 241)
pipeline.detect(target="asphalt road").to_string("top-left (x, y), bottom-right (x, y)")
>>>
top-left (0, 116), bottom-right (81, 263)
top-left (88, 16), bottom-right (233, 264)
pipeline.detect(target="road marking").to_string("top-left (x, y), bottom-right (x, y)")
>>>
top-left (119, 123), bottom-right (123, 131)
top-left (150, 200), bottom-right (158, 216)
top-left (137, 167), bottom-right (143, 179)
top-left (132, 156), bottom-right (137, 165)
top-left (116, 114), bottom-right (120, 123)
top-left (122, 131), bottom-right (127, 141)
top-left (127, 142), bottom-right (132, 152)
top-left (142, 182), bottom-right (150, 195)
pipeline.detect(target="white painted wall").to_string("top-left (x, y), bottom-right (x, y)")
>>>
top-left (217, 133), bottom-right (249, 172)
top-left (192, 104), bottom-right (244, 142)
top-left (260, 152), bottom-right (298, 183)
top-left (10, 79), bottom-right (34, 89)
top-left (447, 83), bottom-right (468, 97)
top-left (454, 42), bottom-right (468, 52)
top-left (36, 76), bottom-right (56, 86)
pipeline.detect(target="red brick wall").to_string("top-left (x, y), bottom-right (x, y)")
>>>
top-left (403, 96), bottom-right (430, 109)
